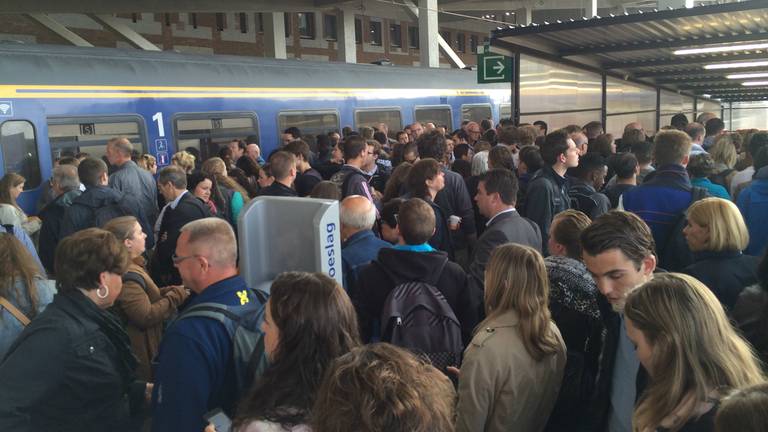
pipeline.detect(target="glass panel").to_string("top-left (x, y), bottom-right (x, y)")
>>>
top-left (408, 26), bottom-right (419, 49)
top-left (355, 109), bottom-right (403, 136)
top-left (1, 120), bottom-right (41, 188)
top-left (728, 102), bottom-right (768, 130)
top-left (298, 12), bottom-right (315, 39)
top-left (519, 55), bottom-right (602, 114)
top-left (389, 24), bottom-right (401, 48)
top-left (461, 104), bottom-right (492, 123)
top-left (323, 14), bottom-right (337, 40)
top-left (605, 111), bottom-right (657, 138)
top-left (175, 113), bottom-right (258, 161)
top-left (698, 99), bottom-right (722, 118)
top-left (370, 21), bottom-right (382, 46)
top-left (519, 110), bottom-right (602, 132)
top-left (48, 117), bottom-right (143, 162)
top-left (500, 104), bottom-right (511, 120)
top-left (414, 106), bottom-right (452, 130)
top-left (606, 77), bottom-right (656, 114)
top-left (278, 111), bottom-right (339, 147)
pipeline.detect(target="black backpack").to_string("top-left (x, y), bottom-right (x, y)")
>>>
top-left (93, 194), bottom-right (135, 228)
top-left (658, 186), bottom-right (708, 272)
top-left (380, 276), bottom-right (463, 372)
top-left (569, 191), bottom-right (600, 219)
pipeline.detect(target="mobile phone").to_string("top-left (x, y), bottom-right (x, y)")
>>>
top-left (204, 408), bottom-right (232, 432)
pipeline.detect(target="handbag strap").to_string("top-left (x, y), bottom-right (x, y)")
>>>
top-left (0, 296), bottom-right (31, 326)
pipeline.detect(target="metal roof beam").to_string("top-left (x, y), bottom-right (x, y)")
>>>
top-left (26, 13), bottom-right (94, 47)
top-left (89, 14), bottom-right (160, 51)
top-left (604, 52), bottom-right (768, 69)
top-left (560, 31), bottom-right (768, 56)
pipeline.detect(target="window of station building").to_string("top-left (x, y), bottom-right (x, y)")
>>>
top-left (278, 110), bottom-right (339, 148)
top-left (257, 13), bottom-right (264, 33)
top-left (284, 13), bottom-right (291, 37)
top-left (461, 104), bottom-right (492, 124)
top-left (355, 18), bottom-right (362, 44)
top-left (408, 26), bottom-right (419, 49)
top-left (354, 108), bottom-right (403, 137)
top-left (1, 120), bottom-right (41, 189)
top-left (47, 115), bottom-right (147, 167)
top-left (298, 12), bottom-right (315, 39)
top-left (323, 13), bottom-right (337, 40)
top-left (370, 21), bottom-right (382, 46)
top-left (414, 106), bottom-right (452, 130)
top-left (173, 112), bottom-right (259, 162)
top-left (456, 33), bottom-right (466, 53)
top-left (390, 23), bottom-right (402, 48)
top-left (470, 34), bottom-right (478, 54)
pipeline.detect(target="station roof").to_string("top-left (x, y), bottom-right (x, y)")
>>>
top-left (490, 0), bottom-right (768, 103)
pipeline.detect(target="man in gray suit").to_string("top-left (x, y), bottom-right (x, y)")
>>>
top-left (470, 168), bottom-right (542, 289)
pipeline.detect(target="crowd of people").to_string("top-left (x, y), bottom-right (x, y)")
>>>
top-left (0, 112), bottom-right (767, 432)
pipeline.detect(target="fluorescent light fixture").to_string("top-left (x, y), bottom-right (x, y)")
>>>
top-left (742, 81), bottom-right (768, 86)
top-left (701, 94), bottom-right (712, 98)
top-left (704, 60), bottom-right (768, 70)
top-left (726, 72), bottom-right (768, 79)
top-left (675, 42), bottom-right (768, 55)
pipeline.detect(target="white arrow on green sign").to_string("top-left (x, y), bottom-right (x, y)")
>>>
top-left (477, 53), bottom-right (512, 84)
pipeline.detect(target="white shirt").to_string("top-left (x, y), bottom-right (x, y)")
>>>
top-left (154, 190), bottom-right (188, 241)
top-left (486, 207), bottom-right (517, 226)
top-left (730, 166), bottom-right (755, 196)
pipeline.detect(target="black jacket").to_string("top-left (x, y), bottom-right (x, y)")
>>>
top-left (295, 169), bottom-right (322, 197)
top-left (524, 166), bottom-right (570, 255)
top-left (0, 292), bottom-right (144, 432)
top-left (569, 179), bottom-right (611, 220)
top-left (257, 181), bottom-right (298, 197)
top-left (683, 250), bottom-right (759, 310)
top-left (38, 189), bottom-right (81, 274)
top-left (435, 168), bottom-right (477, 250)
top-left (150, 192), bottom-right (211, 286)
top-left (354, 247), bottom-right (482, 345)
top-left (60, 185), bottom-right (153, 247)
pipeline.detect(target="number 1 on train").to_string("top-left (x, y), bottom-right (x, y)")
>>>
top-left (152, 112), bottom-right (165, 137)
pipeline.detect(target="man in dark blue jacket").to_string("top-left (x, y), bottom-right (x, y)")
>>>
top-left (152, 217), bottom-right (256, 432)
top-left (525, 129), bottom-right (579, 255)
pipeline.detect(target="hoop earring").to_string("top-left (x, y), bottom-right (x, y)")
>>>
top-left (96, 285), bottom-right (109, 299)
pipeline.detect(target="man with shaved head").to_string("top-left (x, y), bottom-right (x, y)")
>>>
top-left (340, 195), bottom-right (391, 294)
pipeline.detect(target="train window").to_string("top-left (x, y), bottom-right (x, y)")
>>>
top-left (47, 116), bottom-right (147, 163)
top-left (414, 106), bottom-right (452, 130)
top-left (500, 104), bottom-right (511, 120)
top-left (174, 112), bottom-right (259, 162)
top-left (1, 120), bottom-right (41, 189)
top-left (354, 108), bottom-right (402, 137)
top-left (278, 110), bottom-right (339, 147)
top-left (461, 104), bottom-right (492, 124)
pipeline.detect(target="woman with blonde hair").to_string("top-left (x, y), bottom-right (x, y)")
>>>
top-left (0, 233), bottom-right (55, 358)
top-left (0, 173), bottom-right (41, 238)
top-left (137, 154), bottom-right (157, 175)
top-left (682, 197), bottom-right (759, 309)
top-left (455, 244), bottom-right (566, 432)
top-left (201, 157), bottom-right (250, 227)
top-left (102, 216), bottom-right (188, 380)
top-left (624, 273), bottom-right (765, 432)
top-left (171, 150), bottom-right (196, 175)
top-left (708, 134), bottom-right (739, 190)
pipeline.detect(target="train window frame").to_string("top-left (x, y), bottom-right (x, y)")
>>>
top-left (0, 119), bottom-right (42, 189)
top-left (46, 114), bottom-right (148, 164)
top-left (277, 109), bottom-right (340, 147)
top-left (414, 105), bottom-right (453, 131)
top-left (172, 111), bottom-right (260, 162)
top-left (354, 107), bottom-right (403, 137)
top-left (461, 103), bottom-right (493, 124)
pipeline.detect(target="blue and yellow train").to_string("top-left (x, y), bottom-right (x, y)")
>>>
top-left (0, 43), bottom-right (510, 213)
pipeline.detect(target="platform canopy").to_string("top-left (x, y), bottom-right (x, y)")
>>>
top-left (490, 0), bottom-right (768, 102)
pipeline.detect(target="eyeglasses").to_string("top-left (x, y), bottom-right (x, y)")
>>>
top-left (172, 252), bottom-right (201, 264)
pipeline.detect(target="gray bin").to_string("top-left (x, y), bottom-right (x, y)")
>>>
top-left (238, 196), bottom-right (342, 293)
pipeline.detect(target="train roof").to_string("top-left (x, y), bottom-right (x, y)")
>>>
top-left (0, 43), bottom-right (505, 89)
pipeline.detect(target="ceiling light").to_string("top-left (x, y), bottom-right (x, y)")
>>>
top-left (726, 72), bottom-right (768, 79)
top-left (742, 81), bottom-right (768, 86)
top-left (704, 60), bottom-right (768, 70)
top-left (701, 94), bottom-right (711, 98)
top-left (675, 42), bottom-right (768, 55)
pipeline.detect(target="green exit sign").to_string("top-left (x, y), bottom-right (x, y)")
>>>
top-left (477, 52), bottom-right (512, 84)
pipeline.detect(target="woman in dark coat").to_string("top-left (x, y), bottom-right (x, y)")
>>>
top-left (682, 197), bottom-right (759, 310)
top-left (0, 228), bottom-right (148, 432)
